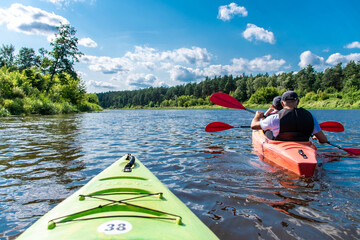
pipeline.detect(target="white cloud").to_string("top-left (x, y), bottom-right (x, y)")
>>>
top-left (246, 55), bottom-right (286, 71)
top-left (81, 55), bottom-right (132, 74)
top-left (242, 23), bottom-right (275, 44)
top-left (45, 0), bottom-right (66, 4)
top-left (81, 46), bottom-right (288, 90)
top-left (167, 55), bottom-right (287, 81)
top-left (79, 37), bottom-right (98, 48)
top-left (0, 3), bottom-right (68, 36)
top-left (167, 47), bottom-right (211, 66)
top-left (169, 65), bottom-right (203, 82)
top-left (299, 51), bottom-right (325, 69)
top-left (203, 64), bottom-right (229, 77)
top-left (200, 55), bottom-right (286, 77)
top-left (87, 80), bottom-right (116, 89)
top-left (326, 53), bottom-right (360, 65)
top-left (125, 46), bottom-right (211, 67)
top-left (81, 46), bottom-right (212, 77)
top-left (126, 73), bottom-right (157, 88)
top-left (217, 3), bottom-right (248, 21)
top-left (225, 55), bottom-right (286, 74)
top-left (344, 41), bottom-right (360, 49)
top-left (44, 0), bottom-right (90, 6)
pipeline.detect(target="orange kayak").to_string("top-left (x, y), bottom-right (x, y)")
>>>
top-left (252, 130), bottom-right (317, 177)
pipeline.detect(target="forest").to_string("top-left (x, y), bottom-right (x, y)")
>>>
top-left (0, 24), bottom-right (102, 117)
top-left (97, 61), bottom-right (360, 109)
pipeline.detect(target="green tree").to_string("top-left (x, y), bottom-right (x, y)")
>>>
top-left (253, 75), bottom-right (268, 90)
top-left (201, 78), bottom-right (212, 97)
top-left (0, 44), bottom-right (15, 68)
top-left (248, 87), bottom-right (280, 104)
top-left (38, 48), bottom-right (52, 75)
top-left (16, 47), bottom-right (39, 70)
top-left (322, 63), bottom-right (344, 90)
top-left (343, 61), bottom-right (360, 90)
top-left (234, 76), bottom-right (248, 101)
top-left (278, 72), bottom-right (296, 90)
top-left (49, 24), bottom-right (83, 82)
top-left (224, 75), bottom-right (236, 93)
top-left (296, 65), bottom-right (316, 92)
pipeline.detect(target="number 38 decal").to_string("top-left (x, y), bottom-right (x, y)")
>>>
top-left (97, 220), bottom-right (133, 235)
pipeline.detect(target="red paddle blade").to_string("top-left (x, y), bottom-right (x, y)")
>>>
top-left (205, 122), bottom-right (234, 132)
top-left (319, 121), bottom-right (344, 132)
top-left (210, 93), bottom-right (245, 110)
top-left (343, 148), bottom-right (360, 155)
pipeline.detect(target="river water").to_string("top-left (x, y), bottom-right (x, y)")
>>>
top-left (1, 109), bottom-right (359, 239)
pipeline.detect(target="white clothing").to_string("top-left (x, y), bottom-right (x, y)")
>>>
top-left (260, 113), bottom-right (322, 138)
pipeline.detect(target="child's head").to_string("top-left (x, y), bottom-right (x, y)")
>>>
top-left (272, 96), bottom-right (283, 110)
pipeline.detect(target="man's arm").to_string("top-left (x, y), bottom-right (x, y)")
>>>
top-left (251, 111), bottom-right (264, 130)
top-left (314, 130), bottom-right (328, 143)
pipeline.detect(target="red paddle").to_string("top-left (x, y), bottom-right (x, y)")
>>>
top-left (210, 92), bottom-right (255, 114)
top-left (327, 142), bottom-right (360, 155)
top-left (206, 121), bottom-right (345, 133)
top-left (319, 121), bottom-right (344, 132)
top-left (318, 121), bottom-right (344, 132)
top-left (205, 122), bottom-right (250, 132)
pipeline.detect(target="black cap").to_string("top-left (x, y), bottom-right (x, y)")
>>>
top-left (272, 96), bottom-right (282, 110)
top-left (281, 91), bottom-right (298, 101)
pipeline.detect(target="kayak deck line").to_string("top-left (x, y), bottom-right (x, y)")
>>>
top-left (48, 191), bottom-right (183, 229)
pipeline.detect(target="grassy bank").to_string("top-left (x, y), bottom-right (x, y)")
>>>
top-left (115, 99), bottom-right (360, 110)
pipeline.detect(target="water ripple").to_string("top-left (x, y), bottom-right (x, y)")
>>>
top-left (0, 109), bottom-right (359, 239)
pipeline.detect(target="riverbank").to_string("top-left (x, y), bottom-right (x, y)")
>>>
top-left (109, 98), bottom-right (360, 110)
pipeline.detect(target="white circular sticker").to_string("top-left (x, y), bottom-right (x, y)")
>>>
top-left (97, 220), bottom-right (132, 235)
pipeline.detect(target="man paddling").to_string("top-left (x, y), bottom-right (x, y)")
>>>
top-left (250, 91), bottom-right (328, 143)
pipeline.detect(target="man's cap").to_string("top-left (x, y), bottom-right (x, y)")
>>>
top-left (281, 91), bottom-right (298, 101)
top-left (272, 96), bottom-right (282, 110)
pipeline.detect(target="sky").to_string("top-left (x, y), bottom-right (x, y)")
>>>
top-left (0, 0), bottom-right (360, 93)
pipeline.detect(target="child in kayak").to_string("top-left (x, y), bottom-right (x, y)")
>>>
top-left (264, 96), bottom-right (283, 116)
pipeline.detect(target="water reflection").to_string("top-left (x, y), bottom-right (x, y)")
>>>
top-left (0, 115), bottom-right (87, 239)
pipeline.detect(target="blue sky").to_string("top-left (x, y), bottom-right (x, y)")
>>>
top-left (0, 0), bottom-right (360, 93)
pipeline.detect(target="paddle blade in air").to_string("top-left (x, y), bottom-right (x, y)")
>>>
top-left (205, 122), bottom-right (234, 132)
top-left (210, 92), bottom-right (245, 109)
top-left (319, 121), bottom-right (344, 132)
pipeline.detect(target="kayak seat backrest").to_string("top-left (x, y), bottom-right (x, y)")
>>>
top-left (275, 131), bottom-right (309, 141)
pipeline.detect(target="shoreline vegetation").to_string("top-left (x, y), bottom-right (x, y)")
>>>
top-left (0, 24), bottom-right (102, 117)
top-left (1, 26), bottom-right (359, 116)
top-left (97, 61), bottom-right (360, 110)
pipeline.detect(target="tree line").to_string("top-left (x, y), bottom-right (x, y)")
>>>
top-left (0, 24), bottom-right (102, 116)
top-left (97, 61), bottom-right (360, 109)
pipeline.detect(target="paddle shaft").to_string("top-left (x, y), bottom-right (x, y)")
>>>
top-left (327, 142), bottom-right (344, 150)
top-left (245, 108), bottom-right (256, 114)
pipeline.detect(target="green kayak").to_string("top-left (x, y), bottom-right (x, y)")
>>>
top-left (17, 154), bottom-right (218, 240)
